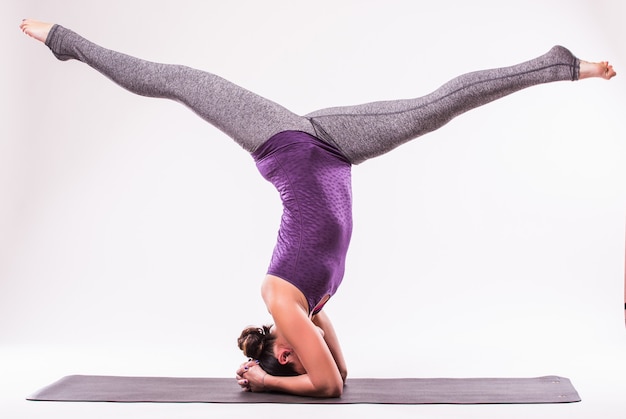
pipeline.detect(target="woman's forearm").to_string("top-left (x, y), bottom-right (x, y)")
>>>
top-left (264, 373), bottom-right (342, 398)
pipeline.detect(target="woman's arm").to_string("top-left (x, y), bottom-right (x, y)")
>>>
top-left (312, 311), bottom-right (348, 383)
top-left (269, 300), bottom-right (343, 397)
top-left (237, 307), bottom-right (343, 397)
top-left (260, 275), bottom-right (344, 397)
top-left (241, 363), bottom-right (337, 396)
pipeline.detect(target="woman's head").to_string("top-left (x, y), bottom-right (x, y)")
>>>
top-left (237, 324), bottom-right (301, 377)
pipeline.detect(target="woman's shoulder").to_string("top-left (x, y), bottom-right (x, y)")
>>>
top-left (261, 275), bottom-right (309, 315)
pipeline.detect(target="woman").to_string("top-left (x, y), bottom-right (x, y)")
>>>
top-left (20, 19), bottom-right (615, 398)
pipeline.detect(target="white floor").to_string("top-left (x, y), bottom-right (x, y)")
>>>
top-left (2, 341), bottom-right (626, 419)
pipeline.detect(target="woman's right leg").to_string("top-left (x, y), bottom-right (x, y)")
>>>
top-left (28, 22), bottom-right (314, 153)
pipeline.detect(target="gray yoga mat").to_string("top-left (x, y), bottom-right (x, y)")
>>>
top-left (28, 375), bottom-right (580, 404)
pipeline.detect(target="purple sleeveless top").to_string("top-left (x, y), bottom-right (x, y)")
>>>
top-left (252, 131), bottom-right (353, 314)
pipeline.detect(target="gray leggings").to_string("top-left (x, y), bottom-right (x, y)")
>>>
top-left (45, 25), bottom-right (579, 165)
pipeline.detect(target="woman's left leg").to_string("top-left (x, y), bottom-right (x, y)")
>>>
top-left (305, 46), bottom-right (581, 165)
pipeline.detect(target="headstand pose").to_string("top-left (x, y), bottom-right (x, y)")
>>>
top-left (20, 19), bottom-right (615, 398)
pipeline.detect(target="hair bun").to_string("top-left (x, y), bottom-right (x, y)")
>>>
top-left (237, 325), bottom-right (271, 360)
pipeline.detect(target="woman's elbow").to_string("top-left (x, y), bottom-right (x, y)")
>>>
top-left (331, 383), bottom-right (344, 398)
top-left (319, 381), bottom-right (343, 398)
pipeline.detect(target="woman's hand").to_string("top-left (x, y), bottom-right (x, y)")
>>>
top-left (236, 360), bottom-right (269, 393)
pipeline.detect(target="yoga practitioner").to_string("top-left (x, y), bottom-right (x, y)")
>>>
top-left (20, 19), bottom-right (615, 398)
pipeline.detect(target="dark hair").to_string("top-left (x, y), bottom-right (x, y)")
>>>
top-left (237, 324), bottom-right (299, 377)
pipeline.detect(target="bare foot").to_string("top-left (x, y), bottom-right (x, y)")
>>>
top-left (579, 60), bottom-right (617, 80)
top-left (20, 19), bottom-right (54, 43)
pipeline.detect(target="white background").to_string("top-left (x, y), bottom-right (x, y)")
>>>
top-left (1, 0), bottom-right (625, 418)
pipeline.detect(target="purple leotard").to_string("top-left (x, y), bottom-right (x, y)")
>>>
top-left (252, 131), bottom-right (353, 314)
